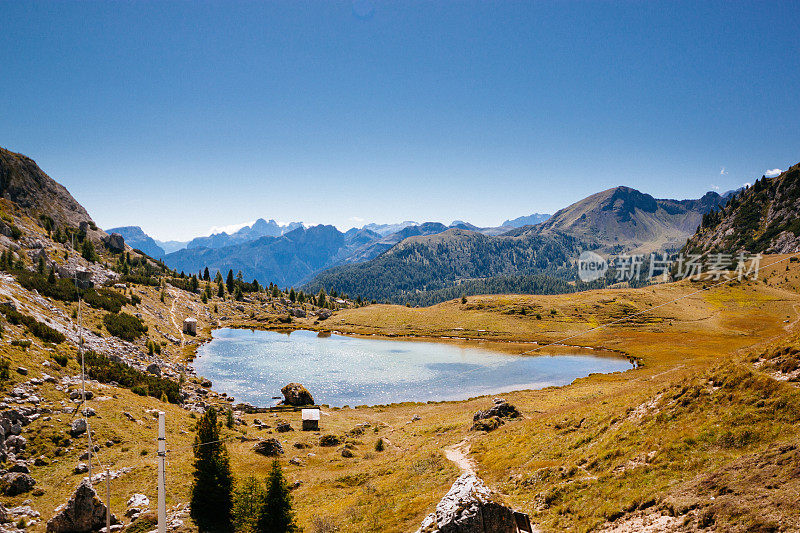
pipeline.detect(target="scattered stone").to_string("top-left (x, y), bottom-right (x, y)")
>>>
top-left (340, 447), bottom-right (355, 458)
top-left (415, 473), bottom-right (529, 533)
top-left (289, 457), bottom-right (303, 466)
top-left (293, 442), bottom-right (311, 449)
top-left (46, 479), bottom-right (119, 533)
top-left (70, 419), bottom-right (87, 437)
top-left (9, 462), bottom-right (30, 474)
top-left (471, 416), bottom-right (505, 432)
top-left (411, 414), bottom-right (421, 422)
top-left (280, 383), bottom-right (314, 406)
top-left (319, 434), bottom-right (341, 447)
top-left (1, 472), bottom-right (36, 496)
top-left (253, 438), bottom-right (283, 457)
top-left (146, 363), bottom-right (161, 376)
top-left (74, 463), bottom-right (89, 475)
top-left (126, 493), bottom-right (150, 517)
top-left (276, 422), bottom-right (293, 433)
top-left (16, 367), bottom-right (29, 376)
top-left (473, 398), bottom-right (521, 421)
top-left (123, 412), bottom-right (136, 422)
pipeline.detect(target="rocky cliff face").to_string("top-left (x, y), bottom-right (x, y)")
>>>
top-left (684, 162), bottom-right (800, 254)
top-left (538, 186), bottom-right (728, 254)
top-left (0, 147), bottom-right (93, 228)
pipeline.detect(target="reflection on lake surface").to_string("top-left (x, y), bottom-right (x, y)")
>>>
top-left (192, 329), bottom-right (632, 407)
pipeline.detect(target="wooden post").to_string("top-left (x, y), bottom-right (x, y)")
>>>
top-left (158, 411), bottom-right (166, 533)
top-left (105, 468), bottom-right (111, 532)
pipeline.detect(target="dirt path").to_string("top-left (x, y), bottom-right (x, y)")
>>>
top-left (443, 438), bottom-right (476, 475)
top-left (168, 286), bottom-right (185, 347)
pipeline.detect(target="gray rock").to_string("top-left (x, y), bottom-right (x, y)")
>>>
top-left (1, 472), bottom-right (36, 496)
top-left (126, 493), bottom-right (149, 509)
top-left (74, 463), bottom-right (89, 475)
top-left (473, 398), bottom-right (521, 422)
top-left (146, 363), bottom-right (161, 376)
top-left (415, 473), bottom-right (524, 533)
top-left (276, 422), bottom-right (293, 433)
top-left (253, 438), bottom-right (283, 457)
top-left (103, 233), bottom-right (125, 253)
top-left (46, 479), bottom-right (119, 532)
top-left (280, 383), bottom-right (314, 406)
top-left (70, 418), bottom-right (87, 437)
top-left (6, 435), bottom-right (26, 451)
top-left (16, 367), bottom-right (28, 376)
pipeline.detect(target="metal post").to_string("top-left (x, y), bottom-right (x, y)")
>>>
top-left (158, 411), bottom-right (166, 533)
top-left (105, 468), bottom-right (111, 532)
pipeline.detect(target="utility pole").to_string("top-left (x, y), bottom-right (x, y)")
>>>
top-left (158, 411), bottom-right (166, 533)
top-left (73, 233), bottom-right (92, 485)
top-left (105, 468), bottom-right (111, 532)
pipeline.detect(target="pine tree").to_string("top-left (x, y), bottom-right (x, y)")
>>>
top-left (218, 282), bottom-right (225, 298)
top-left (257, 460), bottom-right (298, 533)
top-left (203, 267), bottom-right (210, 281)
top-left (81, 240), bottom-right (96, 262)
top-left (226, 270), bottom-right (235, 294)
top-left (232, 476), bottom-right (266, 533)
top-left (190, 407), bottom-right (234, 532)
top-left (288, 288), bottom-right (296, 302)
top-left (47, 268), bottom-right (56, 284)
top-left (215, 271), bottom-right (223, 284)
top-left (37, 255), bottom-right (46, 274)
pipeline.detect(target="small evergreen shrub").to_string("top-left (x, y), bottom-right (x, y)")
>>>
top-left (103, 312), bottom-right (147, 341)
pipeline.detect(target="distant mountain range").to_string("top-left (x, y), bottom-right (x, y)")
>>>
top-left (685, 163), bottom-right (800, 254)
top-left (108, 185), bottom-right (731, 296)
top-left (537, 186), bottom-right (729, 254)
top-left (306, 186), bottom-right (732, 302)
top-left (105, 226), bottom-right (166, 258)
top-left (502, 213), bottom-right (551, 228)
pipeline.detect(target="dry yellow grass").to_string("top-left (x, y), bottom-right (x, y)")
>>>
top-left (2, 254), bottom-right (800, 531)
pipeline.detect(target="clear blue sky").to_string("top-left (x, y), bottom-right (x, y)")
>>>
top-left (1, 1), bottom-right (798, 240)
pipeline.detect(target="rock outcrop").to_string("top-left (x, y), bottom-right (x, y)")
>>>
top-left (46, 479), bottom-right (119, 532)
top-left (1, 472), bottom-right (36, 495)
top-left (473, 398), bottom-right (521, 422)
top-left (416, 473), bottom-right (530, 533)
top-left (253, 438), bottom-right (283, 457)
top-left (0, 147), bottom-right (94, 228)
top-left (280, 383), bottom-right (314, 406)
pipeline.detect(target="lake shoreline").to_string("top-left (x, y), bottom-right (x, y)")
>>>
top-left (191, 328), bottom-right (635, 408)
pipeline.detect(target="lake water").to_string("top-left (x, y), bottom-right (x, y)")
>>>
top-left (193, 329), bottom-right (632, 407)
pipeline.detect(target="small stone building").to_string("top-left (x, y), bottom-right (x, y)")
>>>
top-left (183, 317), bottom-right (197, 336)
top-left (302, 408), bottom-right (320, 431)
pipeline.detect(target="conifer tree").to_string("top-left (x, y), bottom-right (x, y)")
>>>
top-left (289, 288), bottom-right (296, 302)
top-left (203, 267), bottom-right (210, 281)
top-left (190, 407), bottom-right (234, 532)
top-left (226, 270), bottom-right (235, 294)
top-left (257, 460), bottom-right (298, 533)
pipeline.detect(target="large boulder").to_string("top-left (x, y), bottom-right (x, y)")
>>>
top-left (253, 438), bottom-right (283, 457)
top-left (280, 383), bottom-right (314, 406)
top-left (415, 473), bottom-right (526, 533)
top-left (46, 479), bottom-right (119, 532)
top-left (1, 472), bottom-right (36, 495)
top-left (70, 418), bottom-right (87, 437)
top-left (102, 233), bottom-right (125, 253)
top-left (473, 398), bottom-right (521, 422)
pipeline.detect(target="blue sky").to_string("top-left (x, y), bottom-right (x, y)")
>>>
top-left (1, 1), bottom-right (798, 240)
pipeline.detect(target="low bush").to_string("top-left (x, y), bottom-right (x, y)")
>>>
top-left (103, 312), bottom-right (147, 341)
top-left (83, 288), bottom-right (130, 313)
top-left (0, 307), bottom-right (66, 343)
top-left (81, 350), bottom-right (179, 403)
